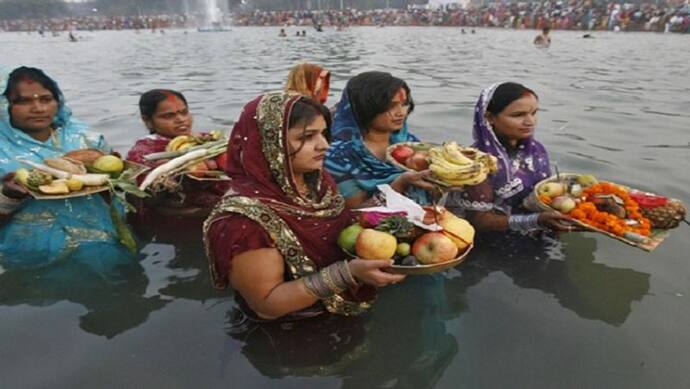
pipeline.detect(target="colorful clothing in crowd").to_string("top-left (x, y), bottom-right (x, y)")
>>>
top-left (448, 83), bottom-right (551, 216)
top-left (0, 67), bottom-right (133, 271)
top-left (325, 89), bottom-right (429, 204)
top-left (204, 92), bottom-right (374, 320)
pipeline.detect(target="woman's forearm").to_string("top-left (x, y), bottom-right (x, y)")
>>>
top-left (247, 278), bottom-right (319, 320)
top-left (467, 210), bottom-right (510, 232)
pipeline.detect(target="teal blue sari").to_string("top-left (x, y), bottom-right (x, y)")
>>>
top-left (0, 67), bottom-right (134, 272)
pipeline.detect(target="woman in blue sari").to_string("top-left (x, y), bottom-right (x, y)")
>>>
top-left (0, 66), bottom-right (134, 272)
top-left (325, 71), bottom-right (433, 208)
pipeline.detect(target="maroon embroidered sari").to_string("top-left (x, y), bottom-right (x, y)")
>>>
top-left (204, 92), bottom-right (374, 318)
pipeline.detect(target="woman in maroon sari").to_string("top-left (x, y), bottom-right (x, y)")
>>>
top-left (126, 89), bottom-right (228, 219)
top-left (204, 92), bottom-right (405, 320)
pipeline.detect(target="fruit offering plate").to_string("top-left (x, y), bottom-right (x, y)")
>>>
top-left (525, 173), bottom-right (677, 252)
top-left (387, 244), bottom-right (473, 275)
top-left (386, 142), bottom-right (494, 189)
top-left (385, 142), bottom-right (452, 188)
top-left (28, 161), bottom-right (148, 200)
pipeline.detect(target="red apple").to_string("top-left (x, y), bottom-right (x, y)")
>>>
top-left (405, 151), bottom-right (429, 171)
top-left (391, 145), bottom-right (415, 164)
top-left (204, 158), bottom-right (219, 170)
top-left (187, 161), bottom-right (209, 178)
top-left (411, 232), bottom-right (459, 264)
top-left (215, 152), bottom-right (229, 171)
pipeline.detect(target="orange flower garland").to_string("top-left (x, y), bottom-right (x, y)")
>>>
top-left (567, 182), bottom-right (652, 237)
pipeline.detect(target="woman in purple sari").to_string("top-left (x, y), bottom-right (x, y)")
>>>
top-left (448, 82), bottom-right (573, 233)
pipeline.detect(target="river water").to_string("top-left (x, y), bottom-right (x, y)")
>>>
top-left (1, 27), bottom-right (689, 388)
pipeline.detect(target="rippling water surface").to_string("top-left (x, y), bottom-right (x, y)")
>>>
top-left (1, 27), bottom-right (689, 388)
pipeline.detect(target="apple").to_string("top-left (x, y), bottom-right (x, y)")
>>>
top-left (405, 151), bottom-right (429, 171)
top-left (537, 182), bottom-right (565, 198)
top-left (576, 174), bottom-right (598, 187)
top-left (337, 223), bottom-right (364, 254)
top-left (396, 242), bottom-right (411, 257)
top-left (551, 195), bottom-right (577, 213)
top-left (411, 232), bottom-right (459, 264)
top-left (391, 145), bottom-right (414, 164)
top-left (187, 161), bottom-right (209, 177)
top-left (215, 152), bottom-right (229, 171)
top-left (355, 229), bottom-right (397, 260)
top-left (204, 158), bottom-right (219, 171)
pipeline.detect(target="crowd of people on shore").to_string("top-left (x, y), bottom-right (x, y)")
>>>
top-left (2, 1), bottom-right (689, 34)
top-left (238, 1), bottom-right (690, 33)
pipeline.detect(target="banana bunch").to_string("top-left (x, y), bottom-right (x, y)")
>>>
top-left (166, 131), bottom-right (223, 152)
top-left (428, 142), bottom-right (498, 186)
top-left (166, 135), bottom-right (197, 152)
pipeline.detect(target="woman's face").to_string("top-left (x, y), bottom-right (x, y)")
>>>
top-left (9, 81), bottom-right (58, 136)
top-left (369, 87), bottom-right (410, 133)
top-left (487, 93), bottom-right (539, 144)
top-left (144, 95), bottom-right (192, 138)
top-left (288, 115), bottom-right (329, 175)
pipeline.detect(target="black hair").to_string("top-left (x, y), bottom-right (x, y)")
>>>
top-left (287, 96), bottom-right (331, 157)
top-left (345, 71), bottom-right (414, 132)
top-left (3, 66), bottom-right (61, 104)
top-left (542, 27), bottom-right (551, 34)
top-left (486, 82), bottom-right (538, 116)
top-left (138, 89), bottom-right (188, 133)
top-left (139, 89), bottom-right (187, 118)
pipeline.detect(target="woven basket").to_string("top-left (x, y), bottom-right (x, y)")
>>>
top-left (523, 173), bottom-right (582, 212)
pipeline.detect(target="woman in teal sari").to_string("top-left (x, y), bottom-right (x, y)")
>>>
top-left (0, 66), bottom-right (134, 272)
top-left (325, 71), bottom-right (433, 208)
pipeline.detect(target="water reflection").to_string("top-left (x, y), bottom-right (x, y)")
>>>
top-left (224, 275), bottom-right (459, 388)
top-left (453, 232), bottom-right (650, 326)
top-left (0, 260), bottom-right (165, 338)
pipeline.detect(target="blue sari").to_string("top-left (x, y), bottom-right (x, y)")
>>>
top-left (0, 67), bottom-right (134, 272)
top-left (325, 90), bottom-right (430, 204)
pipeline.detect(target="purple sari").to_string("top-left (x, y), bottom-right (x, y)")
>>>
top-left (449, 83), bottom-right (551, 215)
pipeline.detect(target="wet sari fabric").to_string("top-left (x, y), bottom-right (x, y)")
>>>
top-left (0, 67), bottom-right (132, 270)
top-left (448, 83), bottom-right (551, 215)
top-left (325, 88), bottom-right (429, 204)
top-left (204, 92), bottom-right (373, 317)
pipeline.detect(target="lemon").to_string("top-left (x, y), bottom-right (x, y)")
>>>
top-left (66, 178), bottom-right (84, 191)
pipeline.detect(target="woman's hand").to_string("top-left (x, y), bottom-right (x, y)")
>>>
top-left (538, 211), bottom-right (583, 232)
top-left (1, 173), bottom-right (29, 200)
top-left (391, 170), bottom-right (435, 193)
top-left (348, 259), bottom-right (406, 287)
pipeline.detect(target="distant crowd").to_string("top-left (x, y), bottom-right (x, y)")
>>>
top-left (2, 1), bottom-right (689, 34)
top-left (0, 13), bottom-right (226, 33)
top-left (237, 2), bottom-right (690, 33)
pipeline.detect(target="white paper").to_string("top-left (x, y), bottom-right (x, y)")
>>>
top-left (356, 185), bottom-right (442, 231)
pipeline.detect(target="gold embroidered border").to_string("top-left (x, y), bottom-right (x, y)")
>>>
top-left (255, 92), bottom-right (341, 211)
top-left (203, 195), bottom-right (370, 316)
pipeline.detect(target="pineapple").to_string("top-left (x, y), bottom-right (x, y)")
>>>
top-left (641, 199), bottom-right (687, 229)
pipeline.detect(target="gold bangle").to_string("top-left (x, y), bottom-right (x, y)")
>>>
top-left (320, 267), bottom-right (345, 294)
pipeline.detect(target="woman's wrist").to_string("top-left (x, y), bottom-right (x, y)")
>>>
top-left (302, 261), bottom-right (360, 299)
top-left (390, 174), bottom-right (408, 193)
top-left (508, 213), bottom-right (542, 232)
